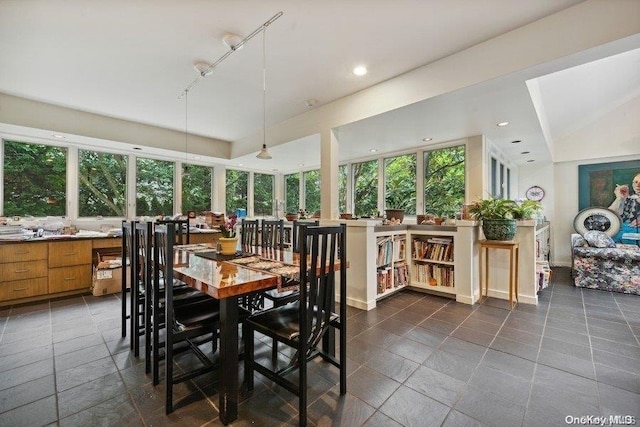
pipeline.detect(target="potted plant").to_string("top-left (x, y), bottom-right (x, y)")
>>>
top-left (218, 214), bottom-right (238, 255)
top-left (469, 196), bottom-right (519, 240)
top-left (469, 197), bottom-right (542, 240)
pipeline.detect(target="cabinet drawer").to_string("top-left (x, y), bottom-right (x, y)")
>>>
top-left (0, 277), bottom-right (48, 301)
top-left (93, 238), bottom-right (122, 249)
top-left (49, 265), bottom-right (92, 293)
top-left (0, 260), bottom-right (48, 282)
top-left (0, 243), bottom-right (48, 263)
top-left (48, 240), bottom-right (92, 267)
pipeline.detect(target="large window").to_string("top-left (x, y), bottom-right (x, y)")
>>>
top-left (285, 173), bottom-right (300, 214)
top-left (226, 169), bottom-right (248, 216)
top-left (338, 165), bottom-right (347, 214)
top-left (79, 150), bottom-right (127, 217)
top-left (353, 159), bottom-right (378, 217)
top-left (384, 154), bottom-right (416, 215)
top-left (136, 157), bottom-right (174, 216)
top-left (303, 169), bottom-right (321, 215)
top-left (3, 140), bottom-right (67, 217)
top-left (254, 173), bottom-right (274, 216)
top-left (182, 164), bottom-right (212, 214)
top-left (424, 145), bottom-right (465, 217)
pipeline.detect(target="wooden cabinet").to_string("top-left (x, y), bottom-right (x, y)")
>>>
top-left (0, 242), bottom-right (49, 301)
top-left (48, 240), bottom-right (93, 293)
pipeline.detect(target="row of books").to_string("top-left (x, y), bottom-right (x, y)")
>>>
top-left (376, 262), bottom-right (410, 294)
top-left (376, 236), bottom-right (407, 266)
top-left (412, 237), bottom-right (454, 262)
top-left (411, 263), bottom-right (455, 287)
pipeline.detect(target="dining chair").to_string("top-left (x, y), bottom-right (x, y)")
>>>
top-left (157, 218), bottom-right (190, 245)
top-left (243, 223), bottom-right (347, 426)
top-left (153, 224), bottom-right (222, 414)
top-left (291, 220), bottom-right (319, 253)
top-left (121, 220), bottom-right (145, 356)
top-left (240, 218), bottom-right (259, 248)
top-left (261, 219), bottom-right (284, 250)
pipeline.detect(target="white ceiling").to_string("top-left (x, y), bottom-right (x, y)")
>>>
top-left (1, 0), bottom-right (638, 172)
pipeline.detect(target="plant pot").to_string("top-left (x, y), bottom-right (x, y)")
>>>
top-left (218, 237), bottom-right (239, 255)
top-left (481, 219), bottom-right (517, 241)
top-left (285, 213), bottom-right (298, 221)
top-left (385, 209), bottom-right (405, 223)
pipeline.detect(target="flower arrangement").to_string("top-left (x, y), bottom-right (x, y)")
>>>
top-left (221, 214), bottom-right (237, 238)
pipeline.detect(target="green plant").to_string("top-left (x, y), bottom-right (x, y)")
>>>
top-left (512, 199), bottom-right (542, 220)
top-left (469, 196), bottom-right (518, 220)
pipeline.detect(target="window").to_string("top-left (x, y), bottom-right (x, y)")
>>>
top-left (226, 169), bottom-right (248, 216)
top-left (384, 154), bottom-right (416, 215)
top-left (353, 159), bottom-right (378, 217)
top-left (182, 164), bottom-right (212, 214)
top-left (424, 145), bottom-right (465, 217)
top-left (78, 150), bottom-right (127, 217)
top-left (136, 157), bottom-right (174, 216)
top-left (254, 173), bottom-right (274, 216)
top-left (3, 140), bottom-right (67, 217)
top-left (303, 169), bottom-right (321, 214)
top-left (490, 156), bottom-right (511, 199)
top-left (285, 173), bottom-right (300, 214)
top-left (338, 165), bottom-right (347, 214)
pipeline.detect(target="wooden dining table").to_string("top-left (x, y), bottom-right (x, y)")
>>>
top-left (171, 244), bottom-right (303, 425)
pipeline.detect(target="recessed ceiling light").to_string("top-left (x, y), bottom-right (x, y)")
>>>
top-left (194, 156), bottom-right (201, 160)
top-left (52, 134), bottom-right (65, 139)
top-left (511, 140), bottom-right (521, 144)
top-left (238, 163), bottom-right (244, 167)
top-left (305, 98), bottom-right (318, 107)
top-left (521, 151), bottom-right (530, 154)
top-left (369, 148), bottom-right (377, 153)
top-left (353, 65), bottom-right (367, 76)
top-left (497, 121), bottom-right (510, 127)
top-left (298, 163), bottom-right (304, 167)
top-left (422, 137), bottom-right (432, 142)
top-left (271, 169), bottom-right (278, 172)
top-left (133, 147), bottom-right (142, 150)
top-left (527, 159), bottom-right (535, 163)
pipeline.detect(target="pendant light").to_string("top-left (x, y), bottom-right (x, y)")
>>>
top-left (256, 28), bottom-right (272, 160)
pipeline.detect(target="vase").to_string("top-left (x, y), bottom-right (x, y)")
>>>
top-left (385, 209), bottom-right (405, 223)
top-left (482, 219), bottom-right (517, 241)
top-left (218, 237), bottom-right (239, 255)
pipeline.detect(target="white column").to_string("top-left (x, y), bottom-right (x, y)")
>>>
top-left (320, 128), bottom-right (339, 220)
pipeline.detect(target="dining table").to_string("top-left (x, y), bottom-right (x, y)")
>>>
top-left (171, 243), bottom-right (306, 425)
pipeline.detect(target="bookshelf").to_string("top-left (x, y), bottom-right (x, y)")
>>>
top-left (375, 232), bottom-right (409, 299)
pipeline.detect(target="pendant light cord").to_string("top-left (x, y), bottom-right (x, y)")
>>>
top-left (263, 28), bottom-right (266, 150)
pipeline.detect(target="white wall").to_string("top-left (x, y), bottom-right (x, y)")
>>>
top-left (518, 163), bottom-right (555, 263)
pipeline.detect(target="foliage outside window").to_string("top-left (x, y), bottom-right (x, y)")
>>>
top-left (226, 169), bottom-right (248, 216)
top-left (353, 159), bottom-right (378, 217)
top-left (304, 169), bottom-right (321, 215)
top-left (338, 165), bottom-right (347, 214)
top-left (424, 145), bottom-right (465, 218)
top-left (182, 164), bottom-right (212, 214)
top-left (79, 150), bottom-right (127, 217)
top-left (285, 173), bottom-right (300, 214)
top-left (136, 157), bottom-right (174, 216)
top-left (384, 154), bottom-right (416, 214)
top-left (254, 173), bottom-right (274, 216)
top-left (3, 140), bottom-right (67, 217)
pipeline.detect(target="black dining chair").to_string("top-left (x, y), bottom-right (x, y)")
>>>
top-left (157, 219), bottom-right (190, 245)
top-left (243, 224), bottom-right (347, 426)
top-left (240, 218), bottom-right (259, 248)
top-left (122, 220), bottom-right (145, 356)
top-left (291, 220), bottom-right (319, 253)
top-left (153, 224), bottom-right (222, 414)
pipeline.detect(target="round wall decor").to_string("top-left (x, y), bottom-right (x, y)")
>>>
top-left (573, 207), bottom-right (621, 237)
top-left (525, 185), bottom-right (545, 201)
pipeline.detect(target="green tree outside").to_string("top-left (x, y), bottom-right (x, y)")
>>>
top-left (385, 154), bottom-right (417, 214)
top-left (304, 169), bottom-right (321, 214)
top-left (79, 150), bottom-right (127, 217)
top-left (226, 169), bottom-right (248, 216)
top-left (136, 157), bottom-right (174, 216)
top-left (182, 164), bottom-right (212, 214)
top-left (353, 159), bottom-right (378, 217)
top-left (424, 145), bottom-right (465, 217)
top-left (254, 173), bottom-right (274, 216)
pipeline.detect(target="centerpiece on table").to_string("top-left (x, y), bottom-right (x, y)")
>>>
top-left (218, 214), bottom-right (238, 255)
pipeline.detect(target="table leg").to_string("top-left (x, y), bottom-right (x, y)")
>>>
top-left (219, 298), bottom-right (239, 425)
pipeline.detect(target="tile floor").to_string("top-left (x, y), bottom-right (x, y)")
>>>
top-left (1, 267), bottom-right (639, 426)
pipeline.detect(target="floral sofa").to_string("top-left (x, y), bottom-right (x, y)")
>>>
top-left (571, 233), bottom-right (640, 295)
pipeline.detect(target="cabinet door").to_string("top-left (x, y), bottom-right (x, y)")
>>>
top-left (0, 277), bottom-right (48, 301)
top-left (0, 260), bottom-right (48, 282)
top-left (0, 242), bottom-right (48, 263)
top-left (48, 240), bottom-right (92, 268)
top-left (92, 238), bottom-right (122, 249)
top-left (49, 265), bottom-right (92, 293)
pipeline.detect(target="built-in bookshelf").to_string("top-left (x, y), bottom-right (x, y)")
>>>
top-left (375, 231), bottom-right (409, 298)
top-left (410, 233), bottom-right (456, 293)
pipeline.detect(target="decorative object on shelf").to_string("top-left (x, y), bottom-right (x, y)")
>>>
top-left (469, 196), bottom-right (519, 241)
top-left (525, 185), bottom-right (545, 201)
top-left (339, 213), bottom-right (353, 219)
top-left (573, 207), bottom-right (621, 237)
top-left (384, 209), bottom-right (405, 224)
top-left (285, 212), bottom-right (298, 221)
top-left (417, 213), bottom-right (436, 225)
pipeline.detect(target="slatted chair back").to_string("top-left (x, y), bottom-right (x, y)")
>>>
top-left (261, 219), bottom-right (285, 250)
top-left (241, 219), bottom-right (259, 247)
top-left (291, 220), bottom-right (319, 253)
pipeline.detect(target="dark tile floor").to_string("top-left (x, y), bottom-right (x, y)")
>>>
top-left (1, 267), bottom-right (639, 426)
